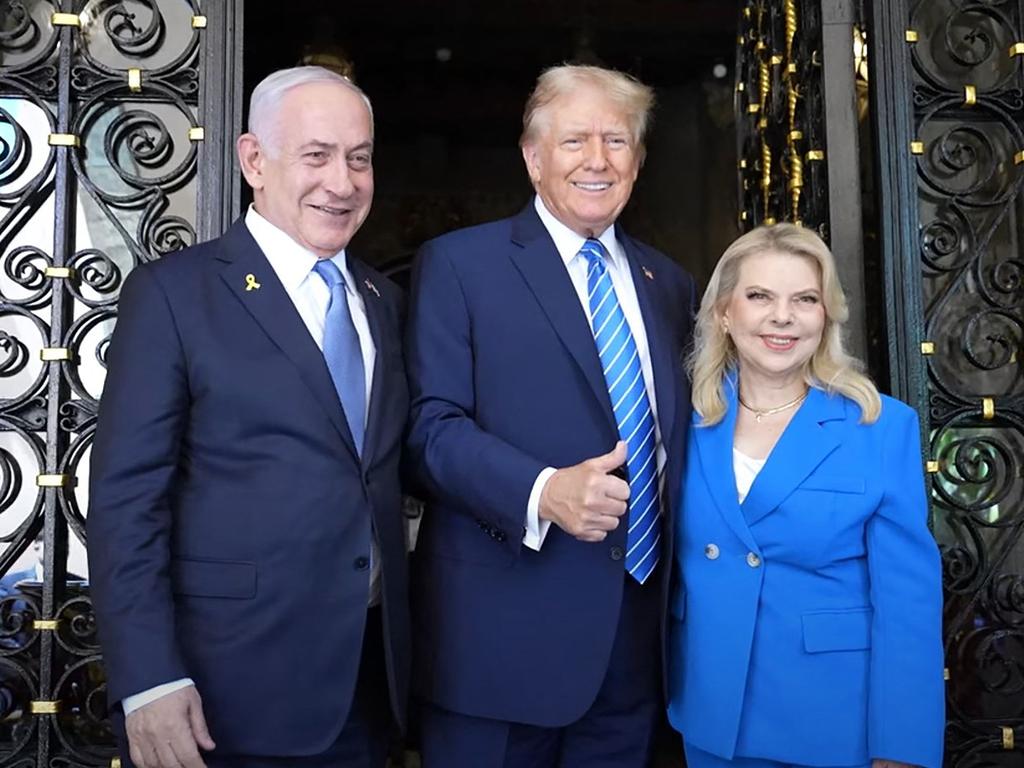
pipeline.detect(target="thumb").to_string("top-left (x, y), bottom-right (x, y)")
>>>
top-left (589, 440), bottom-right (628, 473)
top-left (188, 696), bottom-right (216, 751)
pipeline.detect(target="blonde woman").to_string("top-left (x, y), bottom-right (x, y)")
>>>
top-left (667, 224), bottom-right (944, 768)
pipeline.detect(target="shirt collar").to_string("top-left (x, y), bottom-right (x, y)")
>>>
top-left (244, 204), bottom-right (351, 291)
top-left (533, 195), bottom-right (623, 270)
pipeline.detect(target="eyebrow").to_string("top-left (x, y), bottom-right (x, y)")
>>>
top-left (744, 284), bottom-right (821, 294)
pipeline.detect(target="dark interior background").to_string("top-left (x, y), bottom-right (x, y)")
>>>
top-left (243, 0), bottom-right (740, 292)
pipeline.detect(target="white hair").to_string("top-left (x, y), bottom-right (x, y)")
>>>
top-left (247, 66), bottom-right (374, 153)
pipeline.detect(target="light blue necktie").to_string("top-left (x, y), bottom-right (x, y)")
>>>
top-left (313, 259), bottom-right (366, 455)
top-left (581, 238), bottom-right (660, 584)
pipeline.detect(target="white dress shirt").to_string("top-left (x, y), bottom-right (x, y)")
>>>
top-left (122, 206), bottom-right (379, 714)
top-left (523, 196), bottom-right (666, 550)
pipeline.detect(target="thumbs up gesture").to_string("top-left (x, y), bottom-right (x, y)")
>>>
top-left (538, 441), bottom-right (631, 542)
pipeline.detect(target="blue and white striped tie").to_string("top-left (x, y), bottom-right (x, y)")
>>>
top-left (581, 238), bottom-right (660, 584)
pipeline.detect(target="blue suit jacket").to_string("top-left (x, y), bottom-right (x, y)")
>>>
top-left (87, 220), bottom-right (410, 756)
top-left (667, 383), bottom-right (944, 768)
top-left (406, 204), bottom-right (696, 725)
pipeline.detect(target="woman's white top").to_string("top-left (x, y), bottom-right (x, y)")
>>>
top-left (733, 447), bottom-right (768, 503)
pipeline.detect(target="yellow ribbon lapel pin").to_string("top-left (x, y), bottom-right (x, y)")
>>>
top-left (642, 266), bottom-right (654, 281)
top-left (244, 273), bottom-right (261, 291)
top-left (364, 278), bottom-right (380, 298)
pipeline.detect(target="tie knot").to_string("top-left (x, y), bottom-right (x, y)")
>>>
top-left (579, 238), bottom-right (607, 267)
top-left (313, 258), bottom-right (346, 289)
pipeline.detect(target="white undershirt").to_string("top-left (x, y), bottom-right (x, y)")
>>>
top-left (733, 447), bottom-right (767, 504)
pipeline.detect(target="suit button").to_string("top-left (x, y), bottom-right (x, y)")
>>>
top-left (746, 552), bottom-right (761, 568)
top-left (493, 530), bottom-right (507, 543)
top-left (354, 556), bottom-right (370, 571)
top-left (704, 543), bottom-right (720, 560)
top-left (610, 546), bottom-right (624, 561)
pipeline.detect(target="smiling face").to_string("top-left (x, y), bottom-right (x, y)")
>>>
top-left (237, 81), bottom-right (373, 258)
top-left (722, 249), bottom-right (826, 387)
top-left (521, 84), bottom-right (641, 237)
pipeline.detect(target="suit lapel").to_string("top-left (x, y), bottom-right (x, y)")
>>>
top-left (741, 386), bottom-right (846, 527)
top-left (692, 377), bottom-right (759, 552)
top-left (620, 232), bottom-right (677, 455)
top-left (216, 221), bottom-right (360, 462)
top-left (508, 206), bottom-right (616, 433)
top-left (348, 260), bottom-right (390, 465)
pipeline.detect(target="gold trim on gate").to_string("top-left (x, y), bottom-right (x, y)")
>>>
top-left (1003, 727), bottom-right (1014, 751)
top-left (764, 217), bottom-right (776, 226)
top-left (36, 474), bottom-right (74, 488)
top-left (770, 54), bottom-right (784, 66)
top-left (737, 82), bottom-right (745, 93)
top-left (191, 15), bottom-right (208, 29)
top-left (51, 12), bottom-right (80, 27)
top-left (921, 341), bottom-right (935, 355)
top-left (111, 759), bottom-right (122, 768)
top-left (926, 461), bottom-right (940, 474)
top-left (44, 266), bottom-right (74, 279)
top-left (964, 85), bottom-right (977, 107)
top-left (47, 133), bottom-right (80, 147)
top-left (33, 619), bottom-right (59, 631)
top-left (39, 347), bottom-right (72, 361)
top-left (911, 140), bottom-right (925, 155)
top-left (739, 159), bottom-right (747, 170)
top-left (747, 103), bottom-right (761, 114)
top-left (788, 130), bottom-right (803, 141)
top-left (787, 62), bottom-right (797, 75)
top-left (128, 68), bottom-right (142, 92)
top-left (943, 667), bottom-right (950, 681)
top-left (31, 701), bottom-right (61, 714)
top-left (905, 30), bottom-right (919, 43)
top-left (806, 150), bottom-right (825, 161)
top-left (1014, 150), bottom-right (1024, 165)
top-left (1011, 43), bottom-right (1024, 57)
top-left (983, 397), bottom-right (995, 420)
top-left (188, 127), bottom-right (205, 141)
top-left (739, 211), bottom-right (748, 222)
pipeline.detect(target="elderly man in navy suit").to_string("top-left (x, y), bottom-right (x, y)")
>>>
top-left (406, 64), bottom-right (696, 767)
top-left (88, 66), bottom-right (409, 768)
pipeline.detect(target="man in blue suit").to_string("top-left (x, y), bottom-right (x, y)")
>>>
top-left (88, 66), bottom-right (409, 768)
top-left (406, 65), bottom-right (696, 767)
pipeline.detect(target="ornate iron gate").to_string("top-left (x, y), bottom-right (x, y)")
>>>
top-left (0, 1), bottom-right (241, 764)
top-left (870, 0), bottom-right (1024, 763)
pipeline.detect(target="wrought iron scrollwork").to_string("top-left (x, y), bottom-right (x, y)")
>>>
top-left (0, 1), bottom-right (219, 764)
top-left (735, 0), bottom-right (830, 236)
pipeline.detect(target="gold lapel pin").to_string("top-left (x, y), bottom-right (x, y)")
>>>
top-left (364, 278), bottom-right (380, 298)
top-left (244, 273), bottom-right (261, 291)
top-left (642, 266), bottom-right (654, 281)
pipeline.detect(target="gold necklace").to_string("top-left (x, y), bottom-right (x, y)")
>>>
top-left (738, 389), bottom-right (809, 423)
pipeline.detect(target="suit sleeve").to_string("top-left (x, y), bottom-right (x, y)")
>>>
top-left (866, 402), bottom-right (945, 768)
top-left (405, 242), bottom-right (547, 553)
top-left (87, 265), bottom-right (191, 707)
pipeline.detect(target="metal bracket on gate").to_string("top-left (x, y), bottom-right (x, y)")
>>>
top-left (44, 266), bottom-right (75, 279)
top-left (50, 13), bottom-right (80, 27)
top-left (33, 620), bottom-right (59, 631)
top-left (36, 474), bottom-right (76, 488)
top-left (30, 701), bottom-right (61, 714)
top-left (47, 134), bottom-right (80, 148)
top-left (39, 348), bottom-right (73, 362)
top-left (192, 15), bottom-right (208, 29)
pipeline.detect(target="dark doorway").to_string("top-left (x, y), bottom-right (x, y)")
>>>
top-left (243, 0), bottom-right (739, 290)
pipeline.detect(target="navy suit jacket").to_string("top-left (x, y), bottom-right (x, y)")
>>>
top-left (88, 220), bottom-right (410, 756)
top-left (406, 204), bottom-right (695, 725)
top-left (668, 383), bottom-right (944, 768)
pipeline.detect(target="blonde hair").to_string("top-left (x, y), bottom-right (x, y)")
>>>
top-left (519, 65), bottom-right (654, 151)
top-left (688, 223), bottom-right (881, 425)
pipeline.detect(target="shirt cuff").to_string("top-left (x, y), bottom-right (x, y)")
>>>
top-left (523, 467), bottom-right (557, 551)
top-left (122, 678), bottom-right (195, 715)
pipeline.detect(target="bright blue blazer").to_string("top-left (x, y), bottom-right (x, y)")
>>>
top-left (667, 382), bottom-right (944, 768)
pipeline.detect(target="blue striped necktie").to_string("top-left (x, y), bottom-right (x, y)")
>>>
top-left (313, 259), bottom-right (366, 455)
top-left (581, 238), bottom-right (660, 584)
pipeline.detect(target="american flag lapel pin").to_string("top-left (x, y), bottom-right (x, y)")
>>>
top-left (364, 278), bottom-right (381, 298)
top-left (642, 266), bottom-right (654, 281)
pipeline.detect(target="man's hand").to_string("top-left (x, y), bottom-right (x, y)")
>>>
top-left (539, 441), bottom-right (630, 542)
top-left (126, 685), bottom-right (216, 768)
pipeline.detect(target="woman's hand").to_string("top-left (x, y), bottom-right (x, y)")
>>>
top-left (873, 760), bottom-right (916, 768)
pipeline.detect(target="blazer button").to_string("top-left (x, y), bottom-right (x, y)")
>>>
top-left (704, 543), bottom-right (720, 560)
top-left (354, 556), bottom-right (370, 571)
top-left (746, 552), bottom-right (761, 568)
top-left (610, 546), bottom-right (624, 561)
